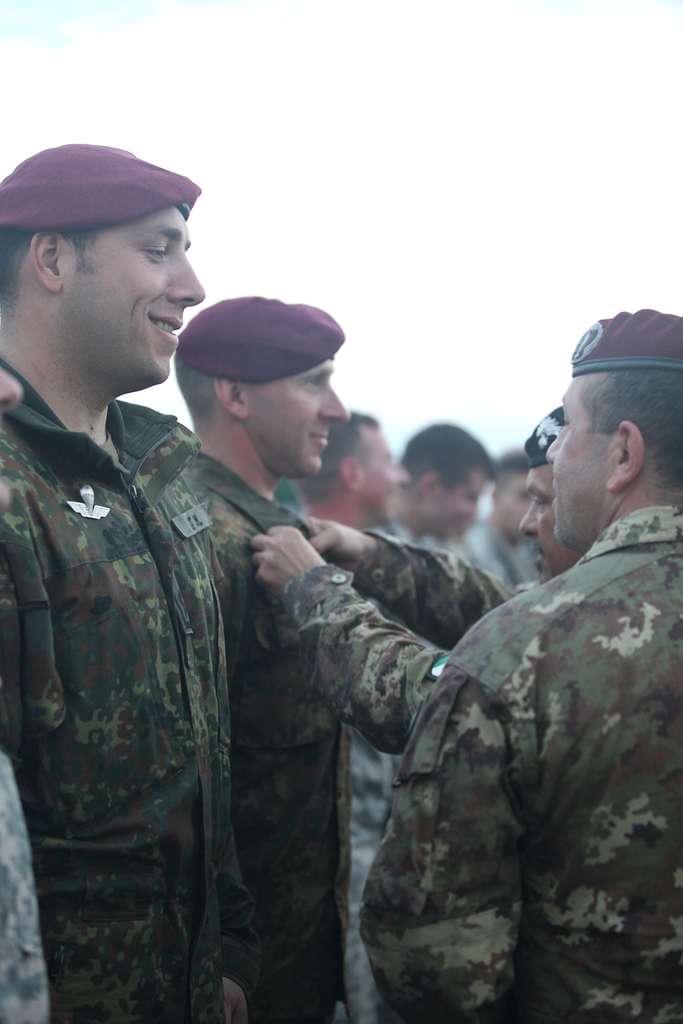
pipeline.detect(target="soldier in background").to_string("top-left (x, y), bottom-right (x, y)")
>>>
top-left (395, 423), bottom-right (493, 556)
top-left (175, 297), bottom-right (349, 1024)
top-left (299, 412), bottom-right (408, 531)
top-left (300, 412), bottom-right (407, 1024)
top-left (253, 309), bottom-right (683, 1021)
top-left (0, 146), bottom-right (259, 1023)
top-left (466, 449), bottom-right (537, 586)
top-left (520, 407), bottom-right (580, 582)
top-left (0, 364), bottom-right (49, 1024)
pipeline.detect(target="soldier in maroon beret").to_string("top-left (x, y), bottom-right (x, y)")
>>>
top-left (0, 146), bottom-right (259, 1024)
top-left (247, 307), bottom-right (683, 1020)
top-left (176, 296), bottom-right (350, 1023)
top-left (551, 308), bottom-right (683, 553)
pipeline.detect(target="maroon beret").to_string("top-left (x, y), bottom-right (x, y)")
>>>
top-left (0, 144), bottom-right (201, 231)
top-left (572, 309), bottom-right (683, 377)
top-left (176, 297), bottom-right (345, 382)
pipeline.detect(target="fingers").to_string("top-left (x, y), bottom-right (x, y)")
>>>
top-left (309, 525), bottom-right (340, 555)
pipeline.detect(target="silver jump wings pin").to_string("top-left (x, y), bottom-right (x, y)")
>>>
top-left (66, 484), bottom-right (111, 520)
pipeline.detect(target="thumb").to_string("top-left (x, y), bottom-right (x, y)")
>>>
top-left (310, 524), bottom-right (339, 555)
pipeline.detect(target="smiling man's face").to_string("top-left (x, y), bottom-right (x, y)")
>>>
top-left (242, 359), bottom-right (349, 480)
top-left (59, 205), bottom-right (205, 399)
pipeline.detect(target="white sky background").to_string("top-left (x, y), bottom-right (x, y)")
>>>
top-left (1, 0), bottom-right (683, 456)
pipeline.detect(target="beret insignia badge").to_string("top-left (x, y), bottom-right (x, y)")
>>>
top-left (535, 413), bottom-right (563, 450)
top-left (572, 321), bottom-right (603, 364)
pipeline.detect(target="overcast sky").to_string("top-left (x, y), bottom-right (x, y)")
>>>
top-left (2, 0), bottom-right (682, 455)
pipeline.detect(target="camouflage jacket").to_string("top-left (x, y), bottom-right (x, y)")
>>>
top-left (184, 454), bottom-right (348, 1020)
top-left (280, 533), bottom-right (510, 752)
top-left (360, 506), bottom-right (683, 1022)
top-left (0, 370), bottom-right (259, 1023)
top-left (0, 749), bottom-right (49, 1024)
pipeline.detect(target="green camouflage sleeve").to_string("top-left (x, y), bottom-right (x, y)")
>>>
top-left (281, 565), bottom-right (445, 753)
top-left (360, 667), bottom-right (523, 1023)
top-left (353, 534), bottom-right (511, 647)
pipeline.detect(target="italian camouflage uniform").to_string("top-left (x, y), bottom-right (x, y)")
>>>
top-left (0, 368), bottom-right (259, 1023)
top-left (281, 508), bottom-right (683, 1021)
top-left (184, 454), bottom-right (348, 1021)
top-left (0, 748), bottom-right (49, 1024)
top-left (279, 532), bottom-right (510, 754)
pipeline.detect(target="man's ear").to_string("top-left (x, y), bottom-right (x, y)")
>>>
top-left (606, 420), bottom-right (645, 494)
top-left (338, 456), bottom-right (364, 493)
top-left (214, 378), bottom-right (249, 420)
top-left (29, 233), bottom-right (72, 295)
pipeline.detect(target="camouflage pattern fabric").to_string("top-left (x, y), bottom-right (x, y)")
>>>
top-left (184, 454), bottom-right (348, 1020)
top-left (0, 749), bottom-right (49, 1024)
top-left (280, 534), bottom-right (510, 752)
top-left (359, 506), bottom-right (683, 1021)
top-left (0, 367), bottom-right (259, 1023)
top-left (332, 730), bottom-right (404, 1024)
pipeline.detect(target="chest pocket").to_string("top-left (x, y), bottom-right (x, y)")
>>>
top-left (230, 589), bottom-right (337, 749)
top-left (30, 556), bottom-right (191, 827)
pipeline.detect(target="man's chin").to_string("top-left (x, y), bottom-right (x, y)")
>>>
top-left (118, 364), bottom-right (171, 397)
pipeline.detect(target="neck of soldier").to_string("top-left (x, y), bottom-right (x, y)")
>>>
top-left (198, 421), bottom-right (279, 501)
top-left (305, 490), bottom-right (374, 530)
top-left (0, 325), bottom-right (111, 445)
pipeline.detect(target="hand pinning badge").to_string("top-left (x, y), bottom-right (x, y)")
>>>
top-left (66, 484), bottom-right (111, 520)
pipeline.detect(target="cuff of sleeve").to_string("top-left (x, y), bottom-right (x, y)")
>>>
top-left (354, 531), bottom-right (408, 592)
top-left (282, 563), bottom-right (354, 621)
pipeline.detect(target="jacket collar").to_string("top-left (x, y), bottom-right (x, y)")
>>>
top-left (0, 356), bottom-right (199, 500)
top-left (191, 453), bottom-right (308, 534)
top-left (582, 505), bottom-right (683, 564)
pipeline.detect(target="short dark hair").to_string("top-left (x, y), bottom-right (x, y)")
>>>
top-left (494, 449), bottom-right (529, 485)
top-left (401, 423), bottom-right (493, 487)
top-left (582, 369), bottom-right (683, 491)
top-left (300, 411), bottom-right (380, 503)
top-left (0, 230), bottom-right (31, 310)
top-left (175, 356), bottom-right (218, 425)
top-left (0, 228), bottom-right (96, 313)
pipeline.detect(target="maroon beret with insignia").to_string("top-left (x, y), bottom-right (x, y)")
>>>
top-left (176, 297), bottom-right (345, 382)
top-left (572, 309), bottom-right (683, 377)
top-left (0, 144), bottom-right (201, 231)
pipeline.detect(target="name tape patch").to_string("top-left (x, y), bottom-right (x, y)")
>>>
top-left (172, 503), bottom-right (212, 538)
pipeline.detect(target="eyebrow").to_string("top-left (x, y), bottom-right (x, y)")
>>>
top-left (301, 365), bottom-right (333, 383)
top-left (157, 226), bottom-right (192, 251)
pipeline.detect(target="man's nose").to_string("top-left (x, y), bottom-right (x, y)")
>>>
top-left (169, 256), bottom-right (206, 310)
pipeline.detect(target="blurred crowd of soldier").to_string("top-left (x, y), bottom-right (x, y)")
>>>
top-left (0, 144), bottom-right (681, 1024)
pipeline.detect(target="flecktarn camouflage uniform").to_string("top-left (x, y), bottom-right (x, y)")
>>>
top-left (0, 368), bottom-right (259, 1023)
top-left (0, 749), bottom-right (49, 1024)
top-left (185, 454), bottom-right (348, 1021)
top-left (362, 506), bottom-right (683, 1021)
